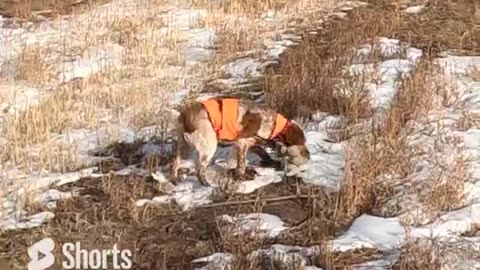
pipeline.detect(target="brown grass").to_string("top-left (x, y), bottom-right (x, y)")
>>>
top-left (260, 1), bottom-right (407, 231)
top-left (3, 1), bottom-right (180, 172)
top-left (191, 0), bottom-right (287, 17)
top-left (14, 46), bottom-right (56, 86)
top-left (264, 0), bottom-right (479, 120)
top-left (265, 0), bottom-right (477, 233)
top-left (423, 152), bottom-right (470, 212)
top-left (317, 246), bottom-right (384, 269)
top-left (467, 65), bottom-right (480, 81)
top-left (393, 238), bottom-right (443, 270)
top-left (0, 0), bottom-right (112, 19)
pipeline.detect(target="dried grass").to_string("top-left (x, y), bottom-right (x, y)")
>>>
top-left (466, 65), bottom-right (480, 81)
top-left (393, 238), bottom-right (443, 270)
top-left (190, 0), bottom-right (286, 17)
top-left (422, 147), bottom-right (470, 212)
top-left (15, 46), bottom-right (56, 86)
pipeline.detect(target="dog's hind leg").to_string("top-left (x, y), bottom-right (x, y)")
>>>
top-left (234, 138), bottom-right (257, 179)
top-left (171, 131), bottom-right (189, 183)
top-left (184, 124), bottom-right (218, 185)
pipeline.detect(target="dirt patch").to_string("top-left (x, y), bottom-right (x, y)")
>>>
top-left (0, 174), bottom-right (323, 269)
top-left (0, 0), bottom-right (111, 20)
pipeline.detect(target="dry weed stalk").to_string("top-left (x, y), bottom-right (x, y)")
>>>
top-left (203, 18), bottom-right (265, 76)
top-left (317, 243), bottom-right (383, 269)
top-left (263, 1), bottom-right (407, 120)
top-left (3, 0), bottom-right (181, 175)
top-left (16, 46), bottom-right (56, 86)
top-left (191, 0), bottom-right (281, 17)
top-left (8, 88), bottom-right (72, 146)
top-left (456, 108), bottom-right (480, 131)
top-left (14, 0), bottom-right (33, 20)
top-left (261, 3), bottom-right (417, 228)
top-left (422, 144), bottom-right (470, 212)
top-left (393, 238), bottom-right (443, 270)
top-left (466, 65), bottom-right (480, 81)
top-left (338, 59), bottom-right (440, 225)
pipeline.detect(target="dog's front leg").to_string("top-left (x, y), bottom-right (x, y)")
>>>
top-left (273, 141), bottom-right (288, 179)
top-left (234, 138), bottom-right (256, 178)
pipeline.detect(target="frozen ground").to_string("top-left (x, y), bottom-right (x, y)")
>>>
top-left (190, 50), bottom-right (480, 270)
top-left (1, 0), bottom-right (480, 269)
top-left (0, 0), bottom-right (345, 223)
top-left (0, 0), bottom-right (333, 182)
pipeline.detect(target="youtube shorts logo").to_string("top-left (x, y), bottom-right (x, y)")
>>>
top-left (26, 237), bottom-right (132, 269)
top-left (28, 238), bottom-right (55, 270)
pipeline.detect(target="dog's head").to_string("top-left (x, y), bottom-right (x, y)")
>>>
top-left (278, 121), bottom-right (310, 166)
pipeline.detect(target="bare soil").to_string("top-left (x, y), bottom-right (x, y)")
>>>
top-left (0, 173), bottom-right (321, 269)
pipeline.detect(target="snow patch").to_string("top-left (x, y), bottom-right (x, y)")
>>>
top-left (403, 5), bottom-right (425, 14)
top-left (2, 211), bottom-right (55, 231)
top-left (330, 214), bottom-right (405, 252)
top-left (248, 244), bottom-right (320, 269)
top-left (192, 253), bottom-right (234, 270)
top-left (411, 203), bottom-right (480, 239)
top-left (218, 213), bottom-right (287, 238)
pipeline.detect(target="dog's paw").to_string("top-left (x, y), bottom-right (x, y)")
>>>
top-left (211, 187), bottom-right (228, 202)
top-left (244, 167), bottom-right (257, 178)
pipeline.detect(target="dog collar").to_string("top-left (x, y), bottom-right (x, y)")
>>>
top-left (269, 113), bottom-right (290, 139)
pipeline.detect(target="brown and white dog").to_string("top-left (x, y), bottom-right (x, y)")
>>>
top-left (172, 97), bottom-right (310, 185)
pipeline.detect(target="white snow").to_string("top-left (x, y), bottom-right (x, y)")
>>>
top-left (297, 130), bottom-right (345, 190)
top-left (411, 203), bottom-right (480, 239)
top-left (403, 5), bottom-right (425, 14)
top-left (234, 168), bottom-right (283, 193)
top-left (330, 214), bottom-right (405, 252)
top-left (2, 211), bottom-right (55, 231)
top-left (33, 189), bottom-right (76, 204)
top-left (218, 213), bottom-right (287, 238)
top-left (60, 44), bottom-right (125, 82)
top-left (247, 244), bottom-right (320, 269)
top-left (295, 37), bottom-right (422, 191)
top-left (351, 255), bottom-right (399, 270)
top-left (191, 242), bottom-right (323, 269)
top-left (192, 253), bottom-right (234, 270)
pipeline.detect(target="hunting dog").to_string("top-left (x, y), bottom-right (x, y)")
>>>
top-left (172, 97), bottom-right (310, 185)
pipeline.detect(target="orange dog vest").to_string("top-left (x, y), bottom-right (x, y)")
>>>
top-left (200, 98), bottom-right (289, 141)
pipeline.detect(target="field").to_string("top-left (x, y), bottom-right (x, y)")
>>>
top-left (1, 0), bottom-right (480, 269)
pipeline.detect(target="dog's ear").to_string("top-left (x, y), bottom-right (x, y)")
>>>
top-left (283, 123), bottom-right (306, 146)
